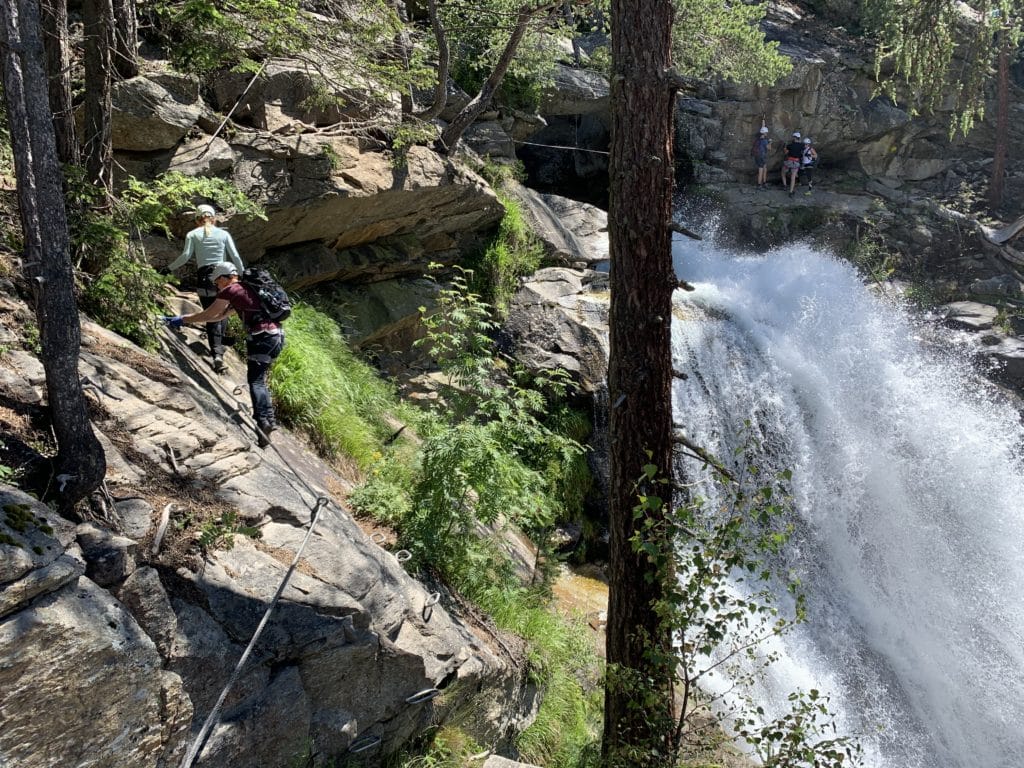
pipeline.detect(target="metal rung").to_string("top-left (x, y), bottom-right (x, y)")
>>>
top-left (405, 688), bottom-right (440, 705)
top-left (349, 734), bottom-right (381, 754)
top-left (395, 549), bottom-right (412, 563)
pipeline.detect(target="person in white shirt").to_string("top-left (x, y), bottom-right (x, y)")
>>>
top-left (165, 204), bottom-right (244, 372)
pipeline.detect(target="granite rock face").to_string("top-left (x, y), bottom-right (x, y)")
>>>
top-left (0, 317), bottom-right (534, 767)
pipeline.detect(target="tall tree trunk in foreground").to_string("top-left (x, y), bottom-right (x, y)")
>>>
top-left (0, 0), bottom-right (107, 513)
top-left (603, 0), bottom-right (678, 762)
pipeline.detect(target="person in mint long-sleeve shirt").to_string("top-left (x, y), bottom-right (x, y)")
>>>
top-left (166, 204), bottom-right (244, 372)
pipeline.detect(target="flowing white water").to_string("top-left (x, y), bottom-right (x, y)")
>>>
top-left (669, 236), bottom-right (1024, 768)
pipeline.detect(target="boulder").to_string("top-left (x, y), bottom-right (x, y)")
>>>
top-left (503, 182), bottom-right (608, 266)
top-left (540, 64), bottom-right (610, 116)
top-left (501, 268), bottom-right (610, 393)
top-left (0, 309), bottom-right (537, 767)
top-left (111, 76), bottom-right (203, 151)
top-left (942, 301), bottom-right (999, 331)
top-left (76, 521), bottom-right (138, 587)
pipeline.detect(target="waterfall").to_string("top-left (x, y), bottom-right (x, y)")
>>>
top-left (669, 236), bottom-right (1024, 768)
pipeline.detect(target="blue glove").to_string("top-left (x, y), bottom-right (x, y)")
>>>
top-left (163, 315), bottom-right (184, 329)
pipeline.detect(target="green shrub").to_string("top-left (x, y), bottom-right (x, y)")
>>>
top-left (269, 304), bottom-right (403, 468)
top-left (470, 192), bottom-right (545, 315)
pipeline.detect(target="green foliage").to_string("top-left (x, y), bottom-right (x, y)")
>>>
top-left (269, 303), bottom-right (404, 468)
top-left (606, 430), bottom-right (861, 767)
top-left (154, 0), bottom-right (312, 74)
top-left (443, 0), bottom-right (565, 111)
top-left (390, 120), bottom-right (440, 167)
top-left (471, 192), bottom-right (545, 315)
top-left (154, 0), bottom-right (434, 123)
top-left (864, 0), bottom-right (1024, 136)
top-left (118, 173), bottom-right (266, 237)
top-left (402, 266), bottom-right (583, 567)
top-left (197, 509), bottom-right (262, 552)
top-left (845, 232), bottom-right (897, 284)
top-left (736, 689), bottom-right (862, 768)
top-left (671, 0), bottom-right (791, 85)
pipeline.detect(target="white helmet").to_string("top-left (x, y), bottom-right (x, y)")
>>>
top-left (792, 131), bottom-right (801, 139)
top-left (209, 261), bottom-right (238, 281)
top-left (196, 204), bottom-right (216, 219)
top-left (759, 126), bottom-right (769, 134)
top-left (803, 137), bottom-right (812, 144)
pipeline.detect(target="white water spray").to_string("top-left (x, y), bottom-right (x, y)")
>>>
top-left (670, 236), bottom-right (1024, 768)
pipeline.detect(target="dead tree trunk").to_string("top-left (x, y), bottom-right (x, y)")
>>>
top-left (39, 0), bottom-right (77, 163)
top-left (989, 33), bottom-right (1009, 211)
top-left (437, 2), bottom-right (554, 153)
top-left (0, 0), bottom-right (107, 514)
top-left (602, 0), bottom-right (678, 762)
top-left (110, 0), bottom-right (137, 79)
top-left (82, 0), bottom-right (113, 194)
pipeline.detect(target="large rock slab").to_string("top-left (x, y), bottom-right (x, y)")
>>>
top-left (0, 577), bottom-right (191, 768)
top-left (221, 136), bottom-right (504, 274)
top-left (0, 311), bottom-right (536, 767)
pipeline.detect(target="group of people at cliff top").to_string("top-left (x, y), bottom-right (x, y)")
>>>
top-left (162, 204), bottom-right (284, 447)
top-left (751, 127), bottom-right (818, 196)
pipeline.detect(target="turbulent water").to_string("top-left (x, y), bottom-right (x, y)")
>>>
top-left (669, 235), bottom-right (1024, 768)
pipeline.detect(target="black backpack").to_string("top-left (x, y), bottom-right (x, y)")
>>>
top-left (240, 266), bottom-right (292, 324)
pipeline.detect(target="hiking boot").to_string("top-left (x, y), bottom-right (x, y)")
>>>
top-left (212, 356), bottom-right (226, 373)
top-left (256, 420), bottom-right (277, 447)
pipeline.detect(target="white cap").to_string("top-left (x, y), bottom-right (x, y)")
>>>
top-left (759, 126), bottom-right (769, 134)
top-left (792, 131), bottom-right (801, 138)
top-left (209, 261), bottom-right (238, 281)
top-left (196, 204), bottom-right (216, 218)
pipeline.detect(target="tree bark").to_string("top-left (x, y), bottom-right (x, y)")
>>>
top-left (989, 32), bottom-right (1009, 211)
top-left (82, 0), bottom-right (113, 194)
top-left (437, 2), bottom-right (554, 153)
top-left (39, 0), bottom-right (77, 163)
top-left (110, 0), bottom-right (137, 79)
top-left (602, 0), bottom-right (678, 762)
top-left (0, 0), bottom-right (107, 513)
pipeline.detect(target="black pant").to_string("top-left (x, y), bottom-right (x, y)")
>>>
top-left (247, 332), bottom-right (284, 426)
top-left (196, 265), bottom-right (226, 358)
top-left (198, 293), bottom-right (228, 357)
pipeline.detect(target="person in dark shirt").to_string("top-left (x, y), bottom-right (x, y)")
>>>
top-left (751, 126), bottom-right (772, 188)
top-left (164, 262), bottom-right (284, 447)
top-left (781, 131), bottom-right (804, 197)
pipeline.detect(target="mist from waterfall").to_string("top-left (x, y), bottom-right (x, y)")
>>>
top-left (669, 234), bottom-right (1024, 768)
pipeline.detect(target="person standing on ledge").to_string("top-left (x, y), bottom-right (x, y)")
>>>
top-left (165, 204), bottom-right (244, 373)
top-left (751, 126), bottom-right (772, 189)
top-left (801, 137), bottom-right (819, 191)
top-left (164, 262), bottom-right (283, 447)
top-left (781, 131), bottom-right (804, 197)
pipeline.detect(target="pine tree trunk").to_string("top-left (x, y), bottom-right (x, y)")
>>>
top-left (602, 0), bottom-right (678, 762)
top-left (0, 0), bottom-right (107, 513)
top-left (82, 0), bottom-right (113, 194)
top-left (39, 0), bottom-right (77, 164)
